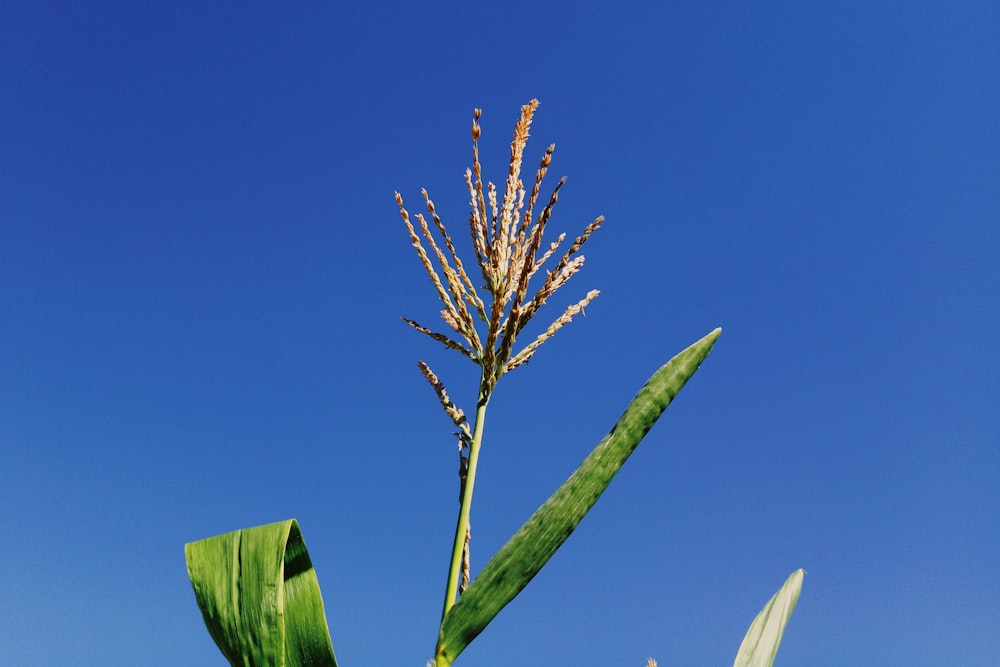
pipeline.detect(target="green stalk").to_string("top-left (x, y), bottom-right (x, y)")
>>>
top-left (441, 398), bottom-right (489, 620)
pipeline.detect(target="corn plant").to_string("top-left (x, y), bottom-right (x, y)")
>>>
top-left (185, 100), bottom-right (804, 666)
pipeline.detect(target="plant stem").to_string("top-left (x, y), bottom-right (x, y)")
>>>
top-left (441, 398), bottom-right (488, 620)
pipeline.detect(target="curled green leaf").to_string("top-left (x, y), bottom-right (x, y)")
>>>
top-left (185, 519), bottom-right (339, 667)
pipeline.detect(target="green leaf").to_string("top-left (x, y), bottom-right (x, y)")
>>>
top-left (435, 328), bottom-right (722, 666)
top-left (733, 569), bottom-right (805, 667)
top-left (185, 519), bottom-right (339, 667)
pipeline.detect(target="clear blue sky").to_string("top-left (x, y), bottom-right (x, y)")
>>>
top-left (2, 3), bottom-right (997, 666)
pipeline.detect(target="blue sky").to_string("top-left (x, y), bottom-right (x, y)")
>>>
top-left (2, 2), bottom-right (997, 665)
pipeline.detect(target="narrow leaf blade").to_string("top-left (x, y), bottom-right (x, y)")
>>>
top-left (185, 519), bottom-right (339, 667)
top-left (733, 569), bottom-right (805, 667)
top-left (436, 328), bottom-right (722, 665)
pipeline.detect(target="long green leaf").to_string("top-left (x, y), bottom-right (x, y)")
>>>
top-left (435, 328), bottom-right (722, 665)
top-left (733, 569), bottom-right (804, 667)
top-left (185, 519), bottom-right (339, 667)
